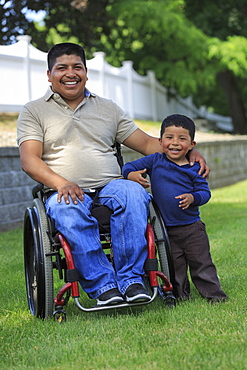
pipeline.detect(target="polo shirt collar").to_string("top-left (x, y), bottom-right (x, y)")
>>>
top-left (44, 86), bottom-right (96, 102)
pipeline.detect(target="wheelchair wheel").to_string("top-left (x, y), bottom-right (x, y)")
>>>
top-left (149, 200), bottom-right (176, 294)
top-left (24, 198), bottom-right (54, 319)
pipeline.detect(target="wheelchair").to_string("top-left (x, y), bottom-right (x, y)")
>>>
top-left (23, 182), bottom-right (176, 321)
top-left (23, 141), bottom-right (176, 321)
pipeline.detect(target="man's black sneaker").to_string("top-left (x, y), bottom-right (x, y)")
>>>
top-left (125, 283), bottom-right (151, 303)
top-left (96, 288), bottom-right (124, 306)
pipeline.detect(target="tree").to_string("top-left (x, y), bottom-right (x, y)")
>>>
top-left (184, 0), bottom-right (247, 133)
top-left (184, 0), bottom-right (247, 39)
top-left (0, 0), bottom-right (114, 52)
top-left (101, 1), bottom-right (211, 97)
top-left (0, 0), bottom-right (32, 44)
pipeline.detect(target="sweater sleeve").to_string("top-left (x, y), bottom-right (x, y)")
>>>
top-left (191, 171), bottom-right (211, 206)
top-left (122, 163), bottom-right (138, 179)
top-left (122, 154), bottom-right (156, 178)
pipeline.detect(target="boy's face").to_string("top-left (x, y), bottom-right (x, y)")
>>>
top-left (159, 125), bottom-right (196, 164)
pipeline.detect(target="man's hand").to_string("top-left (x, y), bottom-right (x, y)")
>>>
top-left (57, 181), bottom-right (84, 204)
top-left (188, 148), bottom-right (210, 178)
top-left (19, 140), bottom-right (84, 204)
top-left (127, 169), bottom-right (150, 189)
top-left (175, 193), bottom-right (194, 210)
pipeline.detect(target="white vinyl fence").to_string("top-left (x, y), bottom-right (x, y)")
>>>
top-left (0, 35), bottom-right (233, 130)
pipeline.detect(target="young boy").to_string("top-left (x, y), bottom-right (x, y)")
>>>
top-left (122, 114), bottom-right (227, 303)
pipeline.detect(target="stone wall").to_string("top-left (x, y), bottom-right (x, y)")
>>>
top-left (195, 140), bottom-right (247, 189)
top-left (0, 147), bottom-right (35, 231)
top-left (1, 139), bottom-right (247, 231)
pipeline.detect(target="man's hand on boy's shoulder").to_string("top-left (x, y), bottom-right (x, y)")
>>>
top-left (188, 149), bottom-right (210, 179)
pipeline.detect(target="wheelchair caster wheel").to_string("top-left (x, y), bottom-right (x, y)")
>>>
top-left (165, 299), bottom-right (176, 309)
top-left (53, 309), bottom-right (67, 322)
top-left (160, 290), bottom-right (176, 308)
top-left (163, 294), bottom-right (176, 309)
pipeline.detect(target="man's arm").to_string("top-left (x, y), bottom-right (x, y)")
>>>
top-left (123, 128), bottom-right (160, 156)
top-left (19, 140), bottom-right (84, 204)
top-left (123, 128), bottom-right (210, 178)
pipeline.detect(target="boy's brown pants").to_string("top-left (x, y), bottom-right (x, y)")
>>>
top-left (166, 220), bottom-right (227, 300)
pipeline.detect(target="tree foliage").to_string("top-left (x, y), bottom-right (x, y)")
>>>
top-left (0, 0), bottom-right (114, 52)
top-left (0, 0), bottom-right (33, 43)
top-left (184, 0), bottom-right (247, 133)
top-left (101, 0), bottom-right (213, 100)
top-left (184, 0), bottom-right (247, 39)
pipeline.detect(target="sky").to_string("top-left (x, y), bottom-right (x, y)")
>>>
top-left (0, 1), bottom-right (46, 22)
top-left (23, 9), bottom-right (46, 23)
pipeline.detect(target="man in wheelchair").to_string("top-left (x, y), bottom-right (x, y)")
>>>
top-left (17, 42), bottom-right (209, 307)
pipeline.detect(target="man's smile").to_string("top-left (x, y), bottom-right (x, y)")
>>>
top-left (61, 80), bottom-right (80, 85)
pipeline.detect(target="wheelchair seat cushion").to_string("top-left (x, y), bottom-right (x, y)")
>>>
top-left (91, 204), bottom-right (113, 233)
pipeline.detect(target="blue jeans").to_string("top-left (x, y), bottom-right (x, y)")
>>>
top-left (45, 179), bottom-right (151, 299)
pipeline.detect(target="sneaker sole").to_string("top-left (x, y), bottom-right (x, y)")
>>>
top-left (125, 293), bottom-right (151, 303)
top-left (97, 296), bottom-right (124, 306)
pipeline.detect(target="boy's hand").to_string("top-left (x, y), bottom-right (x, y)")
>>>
top-left (127, 169), bottom-right (150, 189)
top-left (175, 193), bottom-right (194, 210)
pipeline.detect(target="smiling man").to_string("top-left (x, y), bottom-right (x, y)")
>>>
top-left (47, 53), bottom-right (87, 110)
top-left (17, 43), bottom-right (209, 306)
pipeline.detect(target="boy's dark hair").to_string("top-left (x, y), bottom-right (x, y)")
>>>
top-left (47, 43), bottom-right (87, 71)
top-left (160, 114), bottom-right (195, 140)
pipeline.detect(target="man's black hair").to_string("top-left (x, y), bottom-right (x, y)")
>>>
top-left (47, 43), bottom-right (87, 71)
top-left (160, 114), bottom-right (195, 141)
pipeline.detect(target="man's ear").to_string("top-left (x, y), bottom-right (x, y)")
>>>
top-left (47, 70), bottom-right (51, 82)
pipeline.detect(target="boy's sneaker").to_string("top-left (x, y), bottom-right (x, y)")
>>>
top-left (96, 288), bottom-right (124, 306)
top-left (124, 283), bottom-right (151, 303)
top-left (207, 297), bottom-right (227, 304)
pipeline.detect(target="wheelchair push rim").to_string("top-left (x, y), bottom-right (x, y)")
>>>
top-left (24, 198), bottom-right (54, 319)
top-left (149, 200), bottom-right (177, 299)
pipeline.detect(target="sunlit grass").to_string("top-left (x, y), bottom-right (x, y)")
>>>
top-left (0, 112), bottom-right (18, 131)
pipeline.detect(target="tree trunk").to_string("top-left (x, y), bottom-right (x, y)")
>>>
top-left (217, 70), bottom-right (247, 134)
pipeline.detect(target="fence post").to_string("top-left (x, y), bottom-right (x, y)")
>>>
top-left (147, 70), bottom-right (158, 122)
top-left (92, 52), bottom-right (106, 97)
top-left (16, 35), bottom-right (32, 101)
top-left (122, 60), bottom-right (134, 118)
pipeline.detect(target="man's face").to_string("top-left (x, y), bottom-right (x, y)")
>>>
top-left (47, 54), bottom-right (88, 106)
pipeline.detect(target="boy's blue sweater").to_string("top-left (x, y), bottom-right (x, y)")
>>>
top-left (122, 153), bottom-right (211, 226)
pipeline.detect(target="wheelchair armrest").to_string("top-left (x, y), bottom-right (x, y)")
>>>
top-left (32, 183), bottom-right (44, 199)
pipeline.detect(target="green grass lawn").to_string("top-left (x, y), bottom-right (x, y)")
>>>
top-left (0, 180), bottom-right (247, 370)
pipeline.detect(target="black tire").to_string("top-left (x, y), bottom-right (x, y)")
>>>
top-left (24, 198), bottom-right (54, 319)
top-left (149, 200), bottom-right (176, 295)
